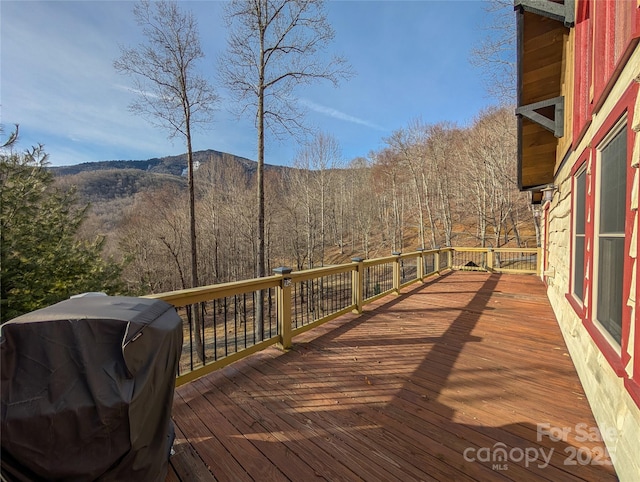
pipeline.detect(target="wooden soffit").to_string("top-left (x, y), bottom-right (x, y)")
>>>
top-left (516, 1), bottom-right (572, 191)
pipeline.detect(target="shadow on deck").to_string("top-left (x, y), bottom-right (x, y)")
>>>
top-left (166, 272), bottom-right (617, 481)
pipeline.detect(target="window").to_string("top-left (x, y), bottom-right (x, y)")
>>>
top-left (595, 127), bottom-right (627, 345)
top-left (573, 168), bottom-right (587, 302)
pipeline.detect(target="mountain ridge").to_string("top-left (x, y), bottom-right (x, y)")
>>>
top-left (50, 149), bottom-right (260, 177)
top-left (50, 148), bottom-right (294, 204)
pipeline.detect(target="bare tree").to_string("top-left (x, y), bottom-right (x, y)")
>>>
top-left (293, 133), bottom-right (342, 267)
top-left (462, 107), bottom-right (529, 248)
top-left (119, 188), bottom-right (189, 294)
top-left (197, 156), bottom-right (258, 283)
top-left (115, 0), bottom-right (217, 359)
top-left (470, 0), bottom-right (516, 103)
top-left (423, 123), bottom-right (461, 247)
top-left (386, 121), bottom-right (439, 249)
top-left (330, 169), bottom-right (348, 255)
top-left (1, 124), bottom-right (19, 148)
top-left (220, 0), bottom-right (351, 334)
top-left (348, 157), bottom-right (375, 258)
top-left (291, 151), bottom-right (318, 269)
top-left (220, 0), bottom-right (351, 277)
top-left (371, 149), bottom-right (405, 252)
top-left (115, 0), bottom-right (216, 286)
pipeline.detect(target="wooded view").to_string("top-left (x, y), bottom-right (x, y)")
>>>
top-left (1, 0), bottom-right (531, 322)
top-left (52, 105), bottom-right (536, 297)
top-left (1, 103), bottom-right (537, 323)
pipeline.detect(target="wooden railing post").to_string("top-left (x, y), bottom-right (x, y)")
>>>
top-left (273, 267), bottom-right (293, 350)
top-left (434, 249), bottom-right (440, 275)
top-left (392, 251), bottom-right (401, 295)
top-left (486, 248), bottom-right (494, 271)
top-left (447, 248), bottom-right (453, 269)
top-left (416, 249), bottom-right (424, 281)
top-left (537, 247), bottom-right (543, 276)
top-left (351, 257), bottom-right (364, 313)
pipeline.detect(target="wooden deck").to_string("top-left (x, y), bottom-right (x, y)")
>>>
top-left (165, 272), bottom-right (618, 481)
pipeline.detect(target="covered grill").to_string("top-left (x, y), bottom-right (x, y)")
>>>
top-left (1, 296), bottom-right (182, 481)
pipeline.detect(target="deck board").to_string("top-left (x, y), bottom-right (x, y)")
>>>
top-left (167, 272), bottom-right (618, 481)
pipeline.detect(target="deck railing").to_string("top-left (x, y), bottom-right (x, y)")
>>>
top-left (145, 246), bottom-right (540, 386)
top-left (451, 247), bottom-right (540, 273)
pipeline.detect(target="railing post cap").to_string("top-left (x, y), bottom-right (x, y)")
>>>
top-left (273, 266), bottom-right (293, 275)
top-left (351, 257), bottom-right (365, 263)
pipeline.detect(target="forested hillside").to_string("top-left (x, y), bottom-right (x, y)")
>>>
top-left (58, 106), bottom-right (538, 295)
top-left (3, 0), bottom-right (526, 322)
top-left (51, 150), bottom-right (289, 251)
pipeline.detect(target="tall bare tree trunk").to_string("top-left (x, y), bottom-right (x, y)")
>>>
top-left (222, 1), bottom-right (351, 329)
top-left (421, 172), bottom-right (438, 248)
top-left (407, 165), bottom-right (426, 249)
top-left (186, 125), bottom-right (204, 359)
top-left (255, 24), bottom-right (266, 338)
top-left (115, 0), bottom-right (216, 362)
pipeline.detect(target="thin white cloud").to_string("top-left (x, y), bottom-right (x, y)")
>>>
top-left (299, 98), bottom-right (386, 131)
top-left (113, 84), bottom-right (162, 100)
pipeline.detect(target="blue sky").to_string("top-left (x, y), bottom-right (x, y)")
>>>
top-left (1, 0), bottom-right (509, 167)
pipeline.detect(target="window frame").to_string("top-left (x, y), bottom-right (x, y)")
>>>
top-left (575, 83), bottom-right (637, 377)
top-left (592, 118), bottom-right (628, 349)
top-left (572, 164), bottom-right (588, 305)
top-left (566, 150), bottom-right (591, 318)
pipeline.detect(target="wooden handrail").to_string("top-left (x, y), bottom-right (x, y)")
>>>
top-left (146, 246), bottom-right (540, 385)
top-left (451, 247), bottom-right (539, 253)
top-left (288, 263), bottom-right (355, 283)
top-left (143, 275), bottom-right (279, 307)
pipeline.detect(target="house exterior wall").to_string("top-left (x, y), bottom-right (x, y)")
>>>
top-left (542, 42), bottom-right (640, 480)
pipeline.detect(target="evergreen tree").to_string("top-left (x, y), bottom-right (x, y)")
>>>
top-left (1, 142), bottom-right (122, 322)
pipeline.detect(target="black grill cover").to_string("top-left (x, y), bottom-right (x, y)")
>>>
top-left (1, 296), bottom-right (182, 481)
